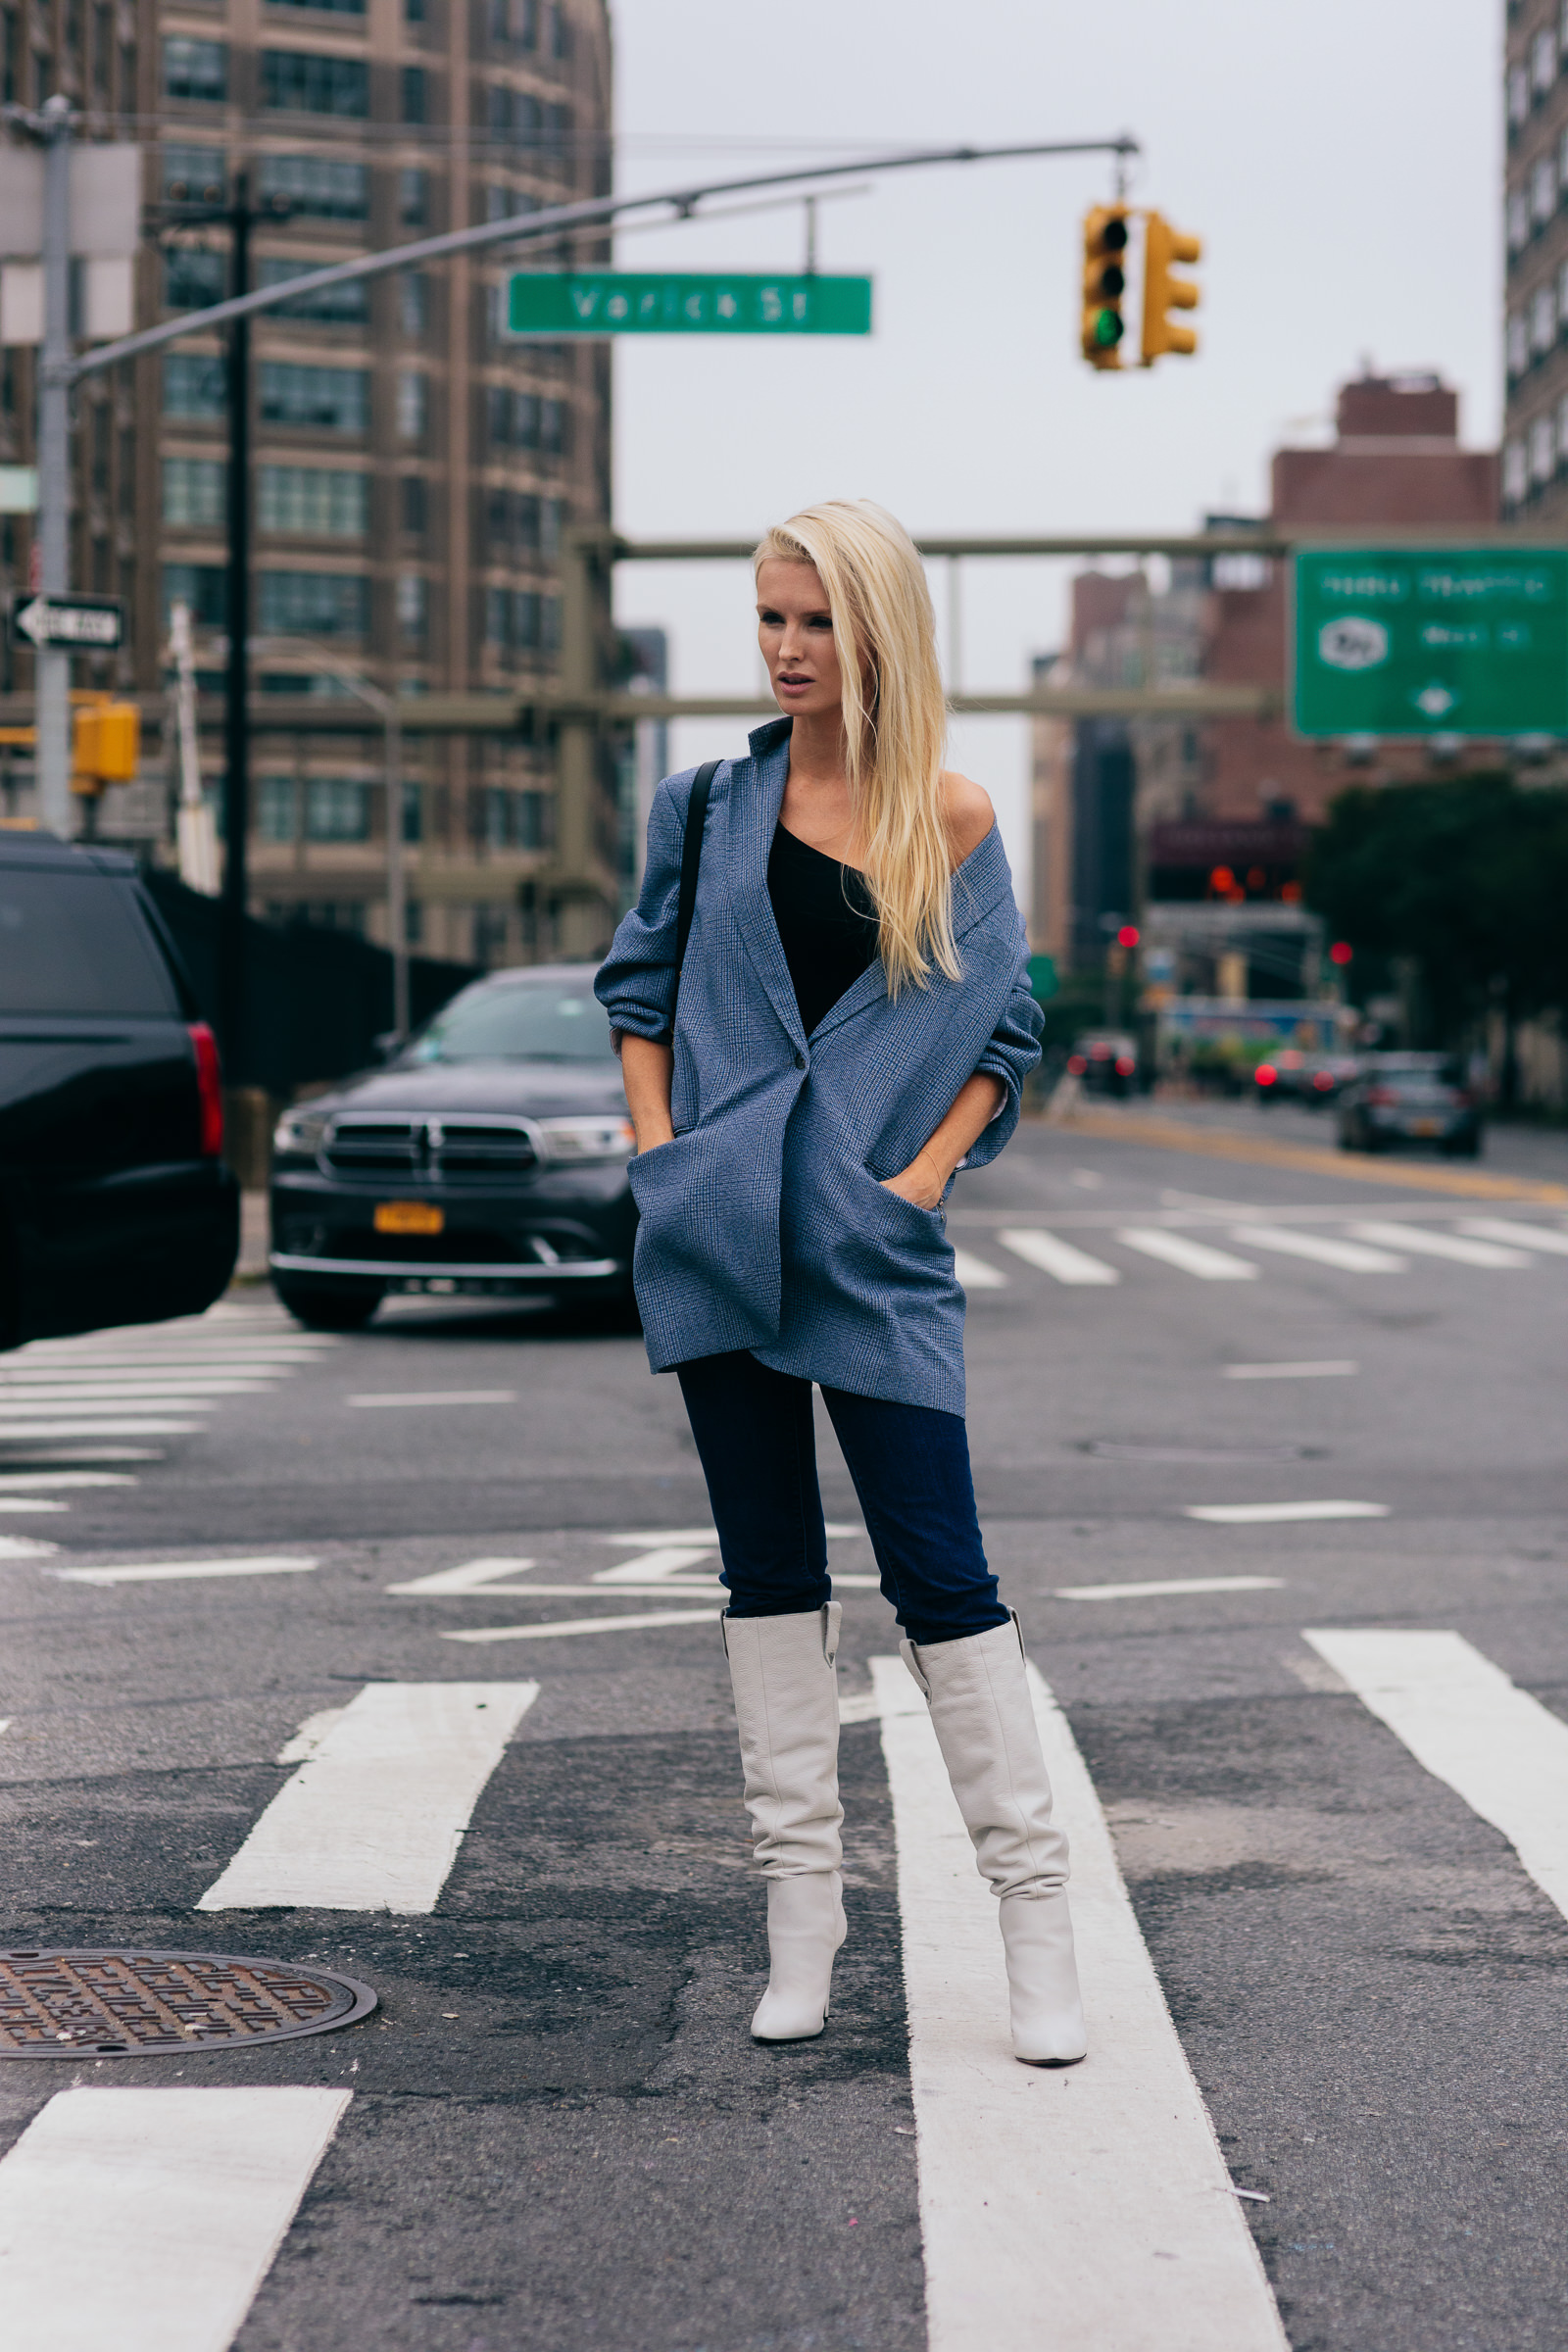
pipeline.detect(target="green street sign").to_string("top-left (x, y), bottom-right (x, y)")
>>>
top-left (505, 271), bottom-right (872, 338)
top-left (1293, 548), bottom-right (1568, 737)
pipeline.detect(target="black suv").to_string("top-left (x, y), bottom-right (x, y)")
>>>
top-left (0, 833), bottom-right (239, 1347)
top-left (269, 963), bottom-right (637, 1328)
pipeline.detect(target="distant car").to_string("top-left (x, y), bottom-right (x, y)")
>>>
top-left (0, 831), bottom-right (238, 1347)
top-left (1066, 1033), bottom-right (1140, 1098)
top-left (1337, 1054), bottom-right (1483, 1157)
top-left (1254, 1050), bottom-right (1359, 1107)
top-left (269, 964), bottom-right (638, 1329)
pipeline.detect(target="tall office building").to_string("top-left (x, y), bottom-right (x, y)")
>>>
top-left (1502, 2), bottom-right (1568, 520)
top-left (0, 0), bottom-right (613, 964)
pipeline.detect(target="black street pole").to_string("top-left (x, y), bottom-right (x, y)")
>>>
top-left (219, 172), bottom-right (252, 1080)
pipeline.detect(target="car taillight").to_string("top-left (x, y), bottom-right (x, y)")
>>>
top-left (1365, 1085), bottom-right (1396, 1106)
top-left (189, 1022), bottom-right (223, 1156)
top-left (1114, 1055), bottom-right (1135, 1077)
top-left (1067, 1054), bottom-right (1087, 1075)
top-left (1312, 1071), bottom-right (1334, 1091)
top-left (1254, 1064), bottom-right (1277, 1086)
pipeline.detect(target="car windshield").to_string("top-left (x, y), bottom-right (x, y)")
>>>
top-left (405, 980), bottom-right (616, 1063)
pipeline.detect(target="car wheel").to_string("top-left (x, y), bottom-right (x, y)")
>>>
top-left (272, 1276), bottom-right (385, 1331)
top-left (1442, 1135), bottom-right (1483, 1160)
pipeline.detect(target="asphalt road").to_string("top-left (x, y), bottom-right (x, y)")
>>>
top-left (2, 1108), bottom-right (1567, 2351)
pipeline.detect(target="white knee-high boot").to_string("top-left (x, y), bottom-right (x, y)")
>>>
top-left (902, 1611), bottom-right (1087, 2066)
top-left (722, 1602), bottom-right (846, 2041)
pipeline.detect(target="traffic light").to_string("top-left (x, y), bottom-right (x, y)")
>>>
top-left (71, 698), bottom-right (140, 796)
top-left (1081, 205), bottom-right (1130, 368)
top-left (1141, 211), bottom-right (1201, 363)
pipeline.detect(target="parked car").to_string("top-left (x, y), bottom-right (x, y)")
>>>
top-left (1065, 1033), bottom-right (1140, 1098)
top-left (269, 964), bottom-right (638, 1328)
top-left (0, 831), bottom-right (238, 1348)
top-left (1337, 1054), bottom-right (1483, 1157)
top-left (1254, 1049), bottom-right (1359, 1107)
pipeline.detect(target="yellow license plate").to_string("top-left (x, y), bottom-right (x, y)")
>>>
top-left (1410, 1118), bottom-right (1441, 1137)
top-left (374, 1200), bottom-right (444, 1236)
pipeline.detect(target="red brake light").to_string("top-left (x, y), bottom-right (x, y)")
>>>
top-left (1066, 1054), bottom-right (1087, 1076)
top-left (1254, 1064), bottom-right (1277, 1086)
top-left (1365, 1085), bottom-right (1396, 1106)
top-left (1114, 1054), bottom-right (1135, 1076)
top-left (1312, 1071), bottom-right (1334, 1090)
top-left (188, 1022), bottom-right (224, 1156)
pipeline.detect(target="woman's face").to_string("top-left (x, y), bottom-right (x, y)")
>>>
top-left (757, 559), bottom-right (843, 720)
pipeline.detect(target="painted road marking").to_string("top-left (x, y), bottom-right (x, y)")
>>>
top-left (1224, 1360), bottom-right (1358, 1380)
top-left (953, 1247), bottom-right (1007, 1290)
top-left (1229, 1225), bottom-right (1406, 1274)
top-left (593, 1544), bottom-right (714, 1584)
top-left (0, 1496), bottom-right (68, 1513)
top-left (0, 1420), bottom-right (202, 1440)
top-left (345, 1390), bottom-right (517, 1408)
top-left (1116, 1228), bottom-right (1259, 1281)
top-left (0, 1534), bottom-right (58, 1558)
top-left (386, 1555), bottom-right (537, 1595)
top-left (872, 1655), bottom-right (1287, 2352)
top-left (197, 1681), bottom-right (538, 1913)
top-left (1457, 1217), bottom-right (1568, 1257)
top-left (444, 1608), bottom-right (719, 1644)
top-left (999, 1228), bottom-right (1120, 1285)
top-left (0, 1470), bottom-right (138, 1488)
top-left (1054, 1576), bottom-right (1286, 1601)
top-left (1348, 1222), bottom-right (1532, 1269)
top-left (1184, 1500), bottom-right (1390, 1525)
top-left (0, 2085), bottom-right (351, 2352)
top-left (1303, 1630), bottom-right (1568, 1922)
top-left (56, 1554), bottom-right (320, 1586)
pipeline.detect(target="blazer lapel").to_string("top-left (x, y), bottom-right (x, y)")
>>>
top-left (729, 719), bottom-right (808, 1053)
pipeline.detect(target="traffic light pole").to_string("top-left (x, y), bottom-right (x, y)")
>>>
top-left (33, 96), bottom-right (73, 836)
top-left (219, 175), bottom-right (253, 1077)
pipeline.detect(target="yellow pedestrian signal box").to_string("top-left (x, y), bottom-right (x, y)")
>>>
top-left (1141, 212), bottom-right (1201, 363)
top-left (71, 698), bottom-right (140, 795)
top-left (1081, 206), bottom-right (1130, 369)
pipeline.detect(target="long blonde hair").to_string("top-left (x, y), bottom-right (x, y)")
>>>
top-left (754, 499), bottom-right (957, 994)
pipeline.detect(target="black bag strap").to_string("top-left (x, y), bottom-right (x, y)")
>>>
top-left (670, 759), bottom-right (719, 1026)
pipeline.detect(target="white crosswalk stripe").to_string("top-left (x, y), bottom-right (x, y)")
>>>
top-left (1115, 1227), bottom-right (1259, 1280)
top-left (1456, 1217), bottom-right (1568, 1257)
top-left (951, 1247), bottom-right (1007, 1290)
top-left (1229, 1224), bottom-right (1406, 1272)
top-left (1348, 1222), bottom-right (1533, 1268)
top-left (998, 1228), bottom-right (1120, 1284)
top-left (0, 2086), bottom-right (352, 2352)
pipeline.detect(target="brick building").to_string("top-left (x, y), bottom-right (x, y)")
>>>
top-left (0, 0), bottom-right (614, 965)
top-left (1502, 0), bottom-right (1568, 517)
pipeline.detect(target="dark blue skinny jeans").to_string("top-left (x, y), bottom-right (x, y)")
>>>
top-left (675, 1348), bottom-right (1008, 1647)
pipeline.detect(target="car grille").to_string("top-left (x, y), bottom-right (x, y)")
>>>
top-left (320, 1115), bottom-right (539, 1184)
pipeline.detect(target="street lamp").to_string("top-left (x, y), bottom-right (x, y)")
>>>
top-left (253, 638), bottom-right (410, 1040)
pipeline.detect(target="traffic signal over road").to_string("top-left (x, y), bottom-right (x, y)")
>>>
top-left (1141, 212), bottom-right (1202, 363)
top-left (1081, 206), bottom-right (1130, 368)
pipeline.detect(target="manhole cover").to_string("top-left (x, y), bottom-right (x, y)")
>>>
top-left (1082, 1442), bottom-right (1320, 1464)
top-left (0, 1949), bottom-right (376, 2058)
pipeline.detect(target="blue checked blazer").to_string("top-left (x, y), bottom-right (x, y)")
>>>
top-left (595, 718), bottom-right (1043, 1414)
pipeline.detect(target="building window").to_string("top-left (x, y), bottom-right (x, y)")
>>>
top-left (164, 352), bottom-right (225, 417)
top-left (164, 456), bottom-right (226, 527)
top-left (258, 154), bottom-right (369, 219)
top-left (259, 466), bottom-right (368, 536)
top-left (549, 0), bottom-right (569, 58)
top-left (396, 370), bottom-right (427, 439)
top-left (163, 562), bottom-right (226, 625)
top-left (516, 789), bottom-right (550, 850)
top-left (1555, 393), bottom-right (1568, 466)
top-left (1507, 310), bottom-right (1529, 376)
top-left (1509, 62), bottom-right (1530, 128)
top-left (261, 50), bottom-right (369, 115)
top-left (402, 783), bottom-right (422, 844)
top-left (304, 778), bottom-right (370, 841)
top-left (1532, 153), bottom-right (1556, 225)
top-left (399, 167), bottom-right (428, 224)
top-left (1530, 413), bottom-right (1555, 484)
top-left (1533, 26), bottom-right (1557, 95)
top-left (165, 247), bottom-right (226, 309)
top-left (259, 569), bottom-right (369, 635)
top-left (266, 0), bottom-right (366, 15)
top-left (398, 271), bottom-right (428, 338)
top-left (400, 474), bottom-right (427, 536)
top-left (163, 144), bottom-right (225, 203)
top-left (1508, 185), bottom-right (1530, 253)
top-left (404, 897), bottom-right (423, 945)
top-left (396, 572), bottom-right (428, 642)
top-left (257, 776), bottom-right (297, 841)
top-left (1502, 438), bottom-right (1528, 506)
top-left (541, 397), bottom-right (567, 456)
top-left (406, 0), bottom-right (425, 22)
top-left (259, 361), bottom-right (370, 433)
top-left (401, 64), bottom-right (425, 122)
top-left (283, 899), bottom-right (367, 932)
top-left (163, 35), bottom-right (226, 100)
top-left (472, 905), bottom-right (510, 964)
top-left (256, 257), bottom-right (369, 323)
top-left (1531, 281), bottom-right (1556, 356)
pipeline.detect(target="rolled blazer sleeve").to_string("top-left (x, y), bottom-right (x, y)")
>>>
top-left (594, 770), bottom-right (693, 1044)
top-left (964, 952), bottom-right (1044, 1171)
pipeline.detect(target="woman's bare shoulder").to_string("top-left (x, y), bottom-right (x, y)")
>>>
top-left (940, 771), bottom-right (996, 863)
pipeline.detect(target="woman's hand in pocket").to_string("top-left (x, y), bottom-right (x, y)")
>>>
top-left (880, 1149), bottom-right (947, 1210)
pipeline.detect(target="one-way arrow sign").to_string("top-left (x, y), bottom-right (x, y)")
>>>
top-left (9, 593), bottom-right (125, 652)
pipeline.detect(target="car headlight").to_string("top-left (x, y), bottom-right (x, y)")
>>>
top-left (537, 1115), bottom-right (635, 1164)
top-left (271, 1107), bottom-right (332, 1158)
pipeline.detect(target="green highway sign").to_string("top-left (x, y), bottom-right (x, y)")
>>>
top-left (506, 272), bottom-right (872, 338)
top-left (1293, 547), bottom-right (1568, 737)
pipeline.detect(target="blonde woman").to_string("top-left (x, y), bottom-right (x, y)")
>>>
top-left (595, 499), bottom-right (1085, 2066)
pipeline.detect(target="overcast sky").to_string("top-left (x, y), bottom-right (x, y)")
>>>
top-left (601, 0), bottom-right (1501, 888)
